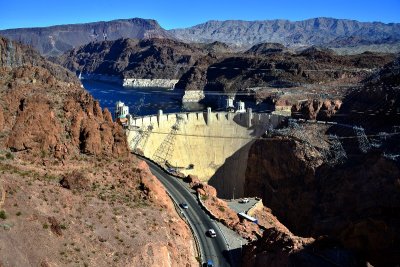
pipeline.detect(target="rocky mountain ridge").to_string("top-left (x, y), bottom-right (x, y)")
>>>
top-left (0, 18), bottom-right (171, 57)
top-left (170, 17), bottom-right (400, 52)
top-left (2, 17), bottom-right (400, 56)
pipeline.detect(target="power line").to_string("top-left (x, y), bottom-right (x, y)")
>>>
top-left (127, 126), bottom-right (400, 141)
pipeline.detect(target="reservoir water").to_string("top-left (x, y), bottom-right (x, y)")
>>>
top-left (82, 79), bottom-right (273, 117)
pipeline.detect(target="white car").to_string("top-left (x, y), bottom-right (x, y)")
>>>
top-left (207, 229), bottom-right (216, 238)
top-left (239, 198), bottom-right (249, 203)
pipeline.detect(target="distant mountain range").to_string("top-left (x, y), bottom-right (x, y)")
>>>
top-left (1, 17), bottom-right (400, 56)
top-left (0, 18), bottom-right (171, 56)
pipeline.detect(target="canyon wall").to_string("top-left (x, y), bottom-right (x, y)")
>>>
top-left (244, 136), bottom-right (400, 266)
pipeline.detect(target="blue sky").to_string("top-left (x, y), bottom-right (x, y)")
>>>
top-left (1, 0), bottom-right (400, 30)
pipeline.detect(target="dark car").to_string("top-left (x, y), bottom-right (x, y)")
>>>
top-left (180, 203), bottom-right (189, 209)
top-left (204, 259), bottom-right (214, 267)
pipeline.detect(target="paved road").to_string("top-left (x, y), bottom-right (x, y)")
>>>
top-left (144, 159), bottom-right (231, 267)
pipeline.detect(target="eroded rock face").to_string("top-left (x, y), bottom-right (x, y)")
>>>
top-left (0, 36), bottom-right (129, 159)
top-left (291, 99), bottom-right (342, 120)
top-left (0, 67), bottom-right (129, 159)
top-left (244, 137), bottom-right (400, 266)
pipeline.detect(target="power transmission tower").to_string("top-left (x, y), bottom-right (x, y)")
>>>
top-left (152, 115), bottom-right (184, 165)
top-left (353, 126), bottom-right (371, 153)
top-left (325, 135), bottom-right (347, 165)
top-left (137, 124), bottom-right (154, 151)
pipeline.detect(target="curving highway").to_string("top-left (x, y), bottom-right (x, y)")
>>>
top-left (144, 158), bottom-right (231, 267)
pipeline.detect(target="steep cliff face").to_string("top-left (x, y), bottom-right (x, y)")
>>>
top-left (244, 135), bottom-right (400, 266)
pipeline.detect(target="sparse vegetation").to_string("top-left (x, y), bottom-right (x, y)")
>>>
top-left (0, 210), bottom-right (7, 219)
top-left (201, 194), bottom-right (209, 201)
top-left (5, 152), bottom-right (14, 160)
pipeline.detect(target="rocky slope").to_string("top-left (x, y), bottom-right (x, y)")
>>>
top-left (0, 36), bottom-right (197, 266)
top-left (58, 38), bottom-right (212, 81)
top-left (0, 18), bottom-right (171, 57)
top-left (170, 17), bottom-right (400, 52)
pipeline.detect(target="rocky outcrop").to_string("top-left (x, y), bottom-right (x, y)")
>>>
top-left (0, 18), bottom-right (171, 56)
top-left (0, 36), bottom-right (130, 158)
top-left (291, 99), bottom-right (342, 120)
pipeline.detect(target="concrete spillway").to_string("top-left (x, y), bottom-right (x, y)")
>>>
top-left (127, 110), bottom-right (286, 198)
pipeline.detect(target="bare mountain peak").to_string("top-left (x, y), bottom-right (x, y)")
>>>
top-left (170, 18), bottom-right (400, 53)
top-left (0, 17), bottom-right (171, 56)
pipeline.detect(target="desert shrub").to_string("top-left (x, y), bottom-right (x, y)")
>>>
top-left (0, 210), bottom-right (7, 219)
top-left (5, 152), bottom-right (13, 160)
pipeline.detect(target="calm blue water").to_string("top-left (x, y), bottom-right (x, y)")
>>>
top-left (82, 79), bottom-right (273, 117)
top-left (82, 80), bottom-right (208, 117)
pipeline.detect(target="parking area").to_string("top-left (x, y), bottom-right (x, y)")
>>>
top-left (226, 197), bottom-right (260, 214)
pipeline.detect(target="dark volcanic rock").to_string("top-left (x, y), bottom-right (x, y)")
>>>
top-left (59, 38), bottom-right (209, 79)
top-left (245, 43), bottom-right (288, 55)
top-left (60, 36), bottom-right (395, 95)
top-left (60, 171), bottom-right (90, 190)
top-left (0, 18), bottom-right (172, 56)
top-left (336, 56), bottom-right (400, 132)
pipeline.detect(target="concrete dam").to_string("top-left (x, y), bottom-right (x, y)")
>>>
top-left (126, 109), bottom-right (286, 198)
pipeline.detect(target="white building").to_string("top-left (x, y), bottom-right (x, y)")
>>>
top-left (226, 97), bottom-right (235, 112)
top-left (115, 101), bottom-right (129, 119)
top-left (236, 101), bottom-right (246, 113)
